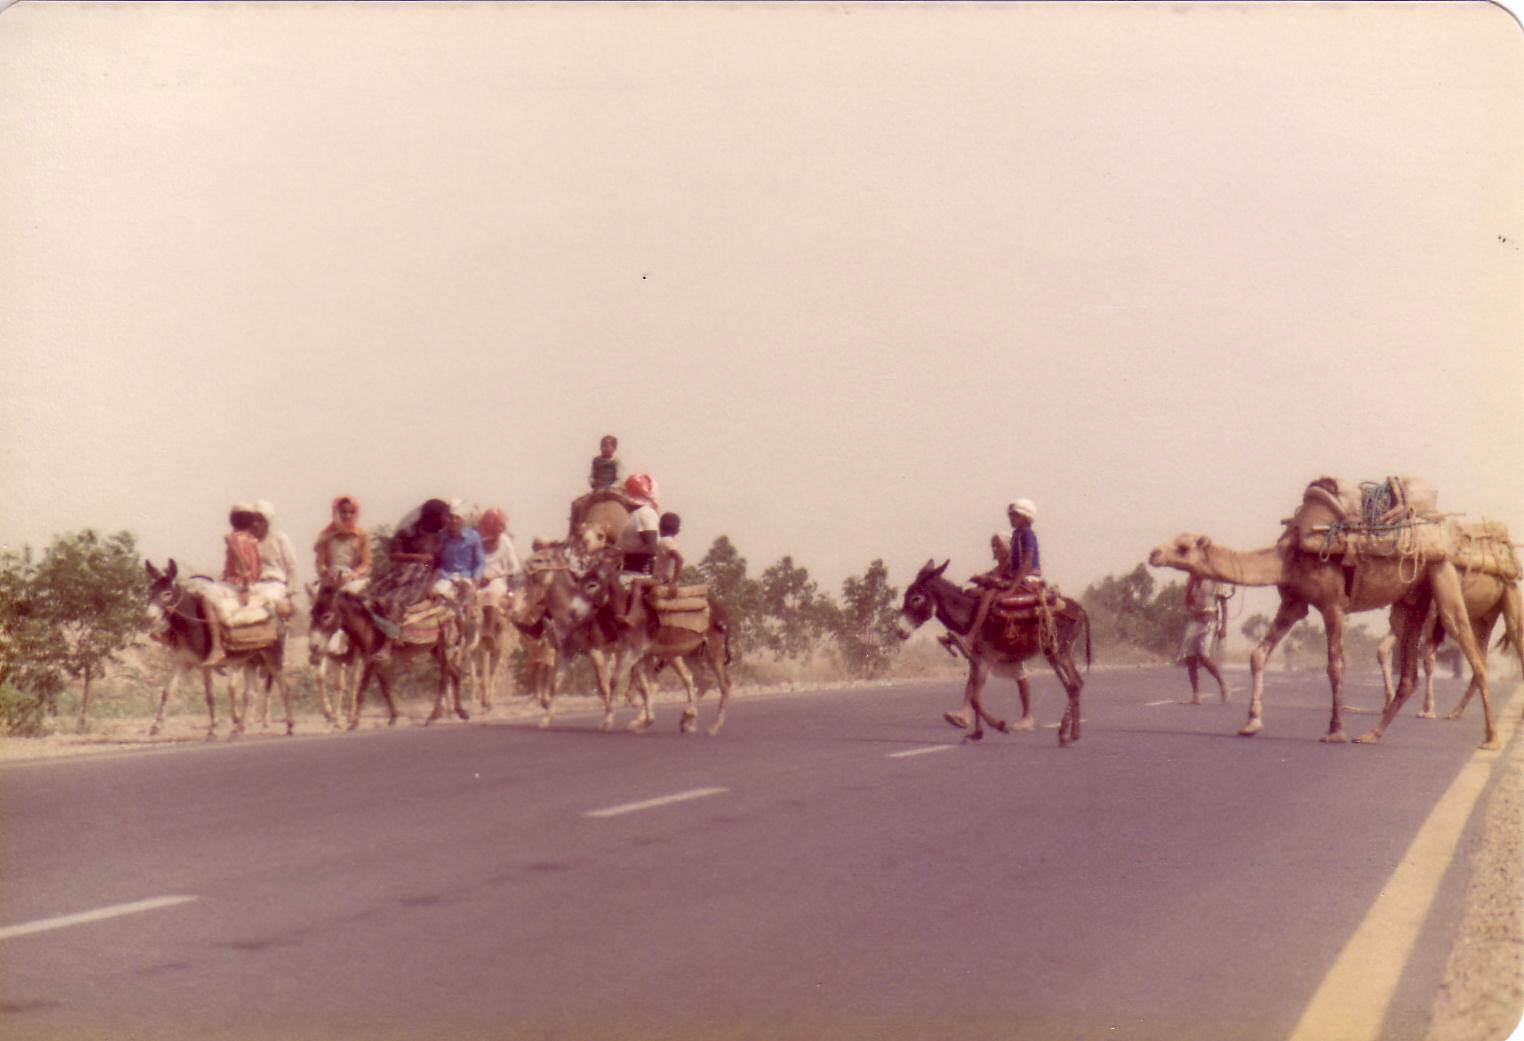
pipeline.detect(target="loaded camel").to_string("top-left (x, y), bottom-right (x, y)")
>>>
top-left (1147, 534), bottom-right (1498, 749)
top-left (1376, 564), bottom-right (1523, 720)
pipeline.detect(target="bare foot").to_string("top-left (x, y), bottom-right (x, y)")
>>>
top-left (943, 711), bottom-right (970, 730)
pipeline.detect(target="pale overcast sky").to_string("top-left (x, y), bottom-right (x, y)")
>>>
top-left (1, 2), bottom-right (1519, 624)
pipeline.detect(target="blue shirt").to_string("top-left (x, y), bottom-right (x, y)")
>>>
top-left (435, 529), bottom-right (486, 582)
top-left (1011, 526), bottom-right (1041, 575)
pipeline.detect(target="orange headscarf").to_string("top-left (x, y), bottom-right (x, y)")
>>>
top-left (329, 496), bottom-right (360, 535)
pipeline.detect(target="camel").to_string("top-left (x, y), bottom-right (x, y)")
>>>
top-left (568, 490), bottom-right (632, 551)
top-left (1377, 571), bottom-right (1523, 721)
top-left (144, 560), bottom-right (294, 739)
top-left (1147, 534), bottom-right (1498, 749)
top-left (895, 560), bottom-right (1092, 746)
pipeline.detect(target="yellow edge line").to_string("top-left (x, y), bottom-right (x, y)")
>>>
top-left (1286, 683), bottom-right (1524, 1041)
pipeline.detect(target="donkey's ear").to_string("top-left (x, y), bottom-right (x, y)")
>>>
top-left (166, 559), bottom-right (178, 581)
top-left (934, 559), bottom-right (950, 577)
top-left (145, 561), bottom-right (161, 580)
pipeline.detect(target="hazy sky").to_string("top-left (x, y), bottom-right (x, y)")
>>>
top-left (2, 2), bottom-right (1520, 627)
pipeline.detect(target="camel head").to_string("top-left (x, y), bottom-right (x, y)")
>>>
top-left (1148, 534), bottom-right (1214, 575)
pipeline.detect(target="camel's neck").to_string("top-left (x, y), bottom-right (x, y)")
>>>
top-left (1198, 543), bottom-right (1286, 587)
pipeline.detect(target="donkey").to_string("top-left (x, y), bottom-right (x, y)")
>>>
top-left (309, 581), bottom-right (478, 729)
top-left (306, 579), bottom-right (361, 726)
top-left (603, 582), bottom-right (734, 736)
top-left (896, 560), bottom-right (1092, 746)
top-left (512, 544), bottom-right (661, 730)
top-left (143, 560), bottom-right (294, 739)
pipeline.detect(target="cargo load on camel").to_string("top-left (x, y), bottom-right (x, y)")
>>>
top-left (1451, 520), bottom-right (1522, 581)
top-left (1288, 475), bottom-right (1450, 566)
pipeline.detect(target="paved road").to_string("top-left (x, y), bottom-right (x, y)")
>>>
top-left (0, 665), bottom-right (1513, 1041)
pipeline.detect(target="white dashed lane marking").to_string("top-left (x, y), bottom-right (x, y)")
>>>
top-left (887, 745), bottom-right (957, 759)
top-left (584, 787), bottom-right (729, 818)
top-left (0, 896), bottom-right (198, 941)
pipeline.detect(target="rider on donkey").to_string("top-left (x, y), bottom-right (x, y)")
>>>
top-left (943, 497), bottom-right (1044, 653)
top-left (612, 473), bottom-right (661, 628)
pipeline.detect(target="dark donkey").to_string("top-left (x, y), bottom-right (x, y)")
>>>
top-left (896, 560), bottom-right (1092, 746)
top-left (143, 560), bottom-right (294, 738)
top-left (309, 580), bottom-right (476, 729)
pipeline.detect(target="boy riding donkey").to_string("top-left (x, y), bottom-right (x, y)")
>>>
top-left (940, 498), bottom-right (1044, 730)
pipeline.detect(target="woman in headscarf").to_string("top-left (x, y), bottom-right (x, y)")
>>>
top-left (368, 497), bottom-right (451, 626)
top-left (313, 496), bottom-right (372, 594)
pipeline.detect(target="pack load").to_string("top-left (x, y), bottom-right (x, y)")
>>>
top-left (1289, 475), bottom-right (1449, 563)
top-left (648, 584), bottom-right (710, 633)
top-left (225, 617), bottom-right (280, 652)
top-left (1451, 520), bottom-right (1522, 581)
top-left (399, 600), bottom-right (455, 645)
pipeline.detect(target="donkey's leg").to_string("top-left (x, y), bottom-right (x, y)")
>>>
top-left (1243, 600), bottom-right (1308, 737)
top-left (150, 665), bottom-right (184, 737)
top-left (671, 657), bottom-right (700, 734)
top-left (705, 650), bottom-right (732, 738)
top-left (961, 659), bottom-right (996, 741)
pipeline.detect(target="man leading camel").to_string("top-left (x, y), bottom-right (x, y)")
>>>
top-left (1178, 573), bottom-right (1232, 704)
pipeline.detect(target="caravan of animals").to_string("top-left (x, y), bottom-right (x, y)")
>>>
top-left (142, 441), bottom-right (1522, 751)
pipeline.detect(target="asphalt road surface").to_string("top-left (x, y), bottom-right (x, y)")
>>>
top-left (1, 665), bottom-right (1515, 1041)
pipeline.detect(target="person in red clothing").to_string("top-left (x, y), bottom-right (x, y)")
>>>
top-left (201, 505), bottom-right (262, 667)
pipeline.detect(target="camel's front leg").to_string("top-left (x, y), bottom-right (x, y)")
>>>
top-left (1243, 600), bottom-right (1308, 737)
top-left (1320, 607), bottom-right (1348, 743)
top-left (1376, 631), bottom-right (1397, 708)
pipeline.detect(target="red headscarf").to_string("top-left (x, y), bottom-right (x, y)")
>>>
top-left (624, 473), bottom-right (658, 508)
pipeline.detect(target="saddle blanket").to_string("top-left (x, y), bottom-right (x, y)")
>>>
top-left (994, 589), bottom-right (1064, 611)
top-left (399, 602), bottom-right (453, 645)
